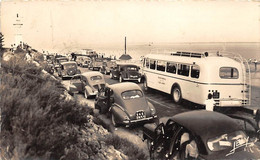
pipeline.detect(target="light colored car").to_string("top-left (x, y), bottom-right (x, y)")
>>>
top-left (95, 82), bottom-right (157, 127)
top-left (99, 60), bottom-right (117, 75)
top-left (76, 56), bottom-right (91, 67)
top-left (69, 71), bottom-right (105, 98)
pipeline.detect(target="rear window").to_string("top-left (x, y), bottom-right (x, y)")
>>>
top-left (125, 66), bottom-right (138, 71)
top-left (64, 64), bottom-right (76, 69)
top-left (219, 67), bottom-right (239, 79)
top-left (122, 90), bottom-right (143, 100)
top-left (90, 75), bottom-right (102, 81)
top-left (207, 131), bottom-right (247, 152)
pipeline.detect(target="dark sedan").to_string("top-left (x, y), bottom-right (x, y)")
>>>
top-left (95, 82), bottom-right (157, 127)
top-left (143, 110), bottom-right (260, 159)
top-left (109, 63), bottom-right (142, 83)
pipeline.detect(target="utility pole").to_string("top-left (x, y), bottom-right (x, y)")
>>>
top-left (124, 36), bottom-right (126, 55)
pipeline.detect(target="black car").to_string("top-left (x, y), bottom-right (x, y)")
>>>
top-left (143, 110), bottom-right (260, 159)
top-left (109, 63), bottom-right (142, 83)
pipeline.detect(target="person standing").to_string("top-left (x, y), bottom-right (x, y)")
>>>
top-left (204, 94), bottom-right (215, 111)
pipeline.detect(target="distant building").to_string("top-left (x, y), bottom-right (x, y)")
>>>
top-left (13, 13), bottom-right (23, 49)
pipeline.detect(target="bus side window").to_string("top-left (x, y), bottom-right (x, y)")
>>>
top-left (157, 61), bottom-right (166, 72)
top-left (150, 59), bottom-right (156, 70)
top-left (146, 58), bottom-right (149, 68)
top-left (166, 62), bottom-right (177, 74)
top-left (191, 65), bottom-right (200, 78)
top-left (178, 64), bottom-right (190, 76)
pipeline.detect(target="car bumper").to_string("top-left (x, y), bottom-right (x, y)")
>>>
top-left (214, 98), bottom-right (249, 107)
top-left (123, 77), bottom-right (141, 81)
top-left (122, 115), bottom-right (157, 125)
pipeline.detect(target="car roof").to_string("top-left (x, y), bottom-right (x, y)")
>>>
top-left (56, 57), bottom-right (68, 60)
top-left (170, 110), bottom-right (241, 139)
top-left (108, 82), bottom-right (142, 95)
top-left (61, 61), bottom-right (77, 65)
top-left (81, 71), bottom-right (103, 78)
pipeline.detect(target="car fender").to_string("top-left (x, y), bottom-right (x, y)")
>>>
top-left (110, 104), bottom-right (129, 124)
top-left (147, 101), bottom-right (156, 115)
top-left (84, 85), bottom-right (93, 95)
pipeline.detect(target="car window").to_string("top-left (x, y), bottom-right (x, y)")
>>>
top-left (121, 90), bottom-right (143, 100)
top-left (90, 75), bottom-right (102, 81)
top-left (64, 64), bottom-right (76, 69)
top-left (207, 130), bottom-right (247, 152)
top-left (125, 66), bottom-right (138, 71)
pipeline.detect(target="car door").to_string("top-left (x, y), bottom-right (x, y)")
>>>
top-left (96, 87), bottom-right (109, 113)
top-left (70, 75), bottom-right (83, 92)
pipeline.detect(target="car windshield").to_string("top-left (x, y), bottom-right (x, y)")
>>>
top-left (125, 66), bottom-right (138, 71)
top-left (64, 64), bottom-right (76, 69)
top-left (90, 75), bottom-right (102, 81)
top-left (207, 130), bottom-right (247, 152)
top-left (59, 59), bottom-right (68, 63)
top-left (122, 90), bottom-right (143, 100)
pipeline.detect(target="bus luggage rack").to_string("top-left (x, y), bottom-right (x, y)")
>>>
top-left (171, 51), bottom-right (205, 58)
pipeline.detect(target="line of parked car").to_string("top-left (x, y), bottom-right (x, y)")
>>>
top-left (45, 53), bottom-right (260, 159)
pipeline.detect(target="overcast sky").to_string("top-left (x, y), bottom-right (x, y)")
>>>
top-left (1, 0), bottom-right (259, 51)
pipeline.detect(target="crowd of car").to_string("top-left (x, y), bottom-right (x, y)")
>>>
top-left (44, 52), bottom-right (260, 159)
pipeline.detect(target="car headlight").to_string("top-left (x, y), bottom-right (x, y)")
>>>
top-left (124, 115), bottom-right (130, 120)
top-left (150, 108), bottom-right (156, 115)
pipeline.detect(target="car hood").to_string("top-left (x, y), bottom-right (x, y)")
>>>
top-left (121, 98), bottom-right (150, 118)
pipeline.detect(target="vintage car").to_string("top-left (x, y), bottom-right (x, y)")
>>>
top-left (99, 60), bottom-right (117, 75)
top-left (95, 82), bottom-right (157, 127)
top-left (110, 64), bottom-right (142, 83)
top-left (143, 110), bottom-right (260, 159)
top-left (69, 71), bottom-right (105, 98)
top-left (88, 58), bottom-right (103, 71)
top-left (75, 56), bottom-right (91, 67)
top-left (57, 61), bottom-right (81, 79)
top-left (54, 57), bottom-right (69, 71)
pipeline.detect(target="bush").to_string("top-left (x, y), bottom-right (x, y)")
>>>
top-left (0, 56), bottom-right (91, 159)
top-left (103, 134), bottom-right (148, 160)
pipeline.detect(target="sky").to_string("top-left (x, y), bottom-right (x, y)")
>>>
top-left (0, 0), bottom-right (259, 52)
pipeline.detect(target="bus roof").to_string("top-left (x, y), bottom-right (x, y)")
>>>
top-left (144, 53), bottom-right (241, 67)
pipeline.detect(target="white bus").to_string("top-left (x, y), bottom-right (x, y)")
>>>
top-left (141, 51), bottom-right (251, 107)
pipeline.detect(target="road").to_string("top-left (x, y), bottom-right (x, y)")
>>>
top-left (60, 66), bottom-right (260, 158)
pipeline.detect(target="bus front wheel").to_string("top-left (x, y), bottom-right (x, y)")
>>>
top-left (172, 86), bottom-right (182, 104)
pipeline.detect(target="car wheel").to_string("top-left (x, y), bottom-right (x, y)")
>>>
top-left (119, 76), bottom-right (123, 83)
top-left (172, 86), bottom-right (182, 104)
top-left (84, 90), bottom-right (89, 99)
top-left (110, 72), bottom-right (113, 79)
top-left (111, 114), bottom-right (118, 127)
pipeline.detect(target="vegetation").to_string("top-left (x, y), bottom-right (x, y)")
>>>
top-left (0, 56), bottom-right (91, 159)
top-left (104, 134), bottom-right (148, 160)
top-left (0, 32), bottom-right (4, 57)
top-left (0, 49), bottom-right (148, 160)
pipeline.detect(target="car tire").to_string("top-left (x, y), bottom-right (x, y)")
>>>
top-left (84, 90), bottom-right (89, 99)
top-left (111, 114), bottom-right (118, 127)
top-left (119, 76), bottom-right (123, 83)
top-left (110, 72), bottom-right (113, 79)
top-left (172, 86), bottom-right (182, 104)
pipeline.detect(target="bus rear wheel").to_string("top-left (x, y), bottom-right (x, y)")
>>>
top-left (172, 86), bottom-right (182, 104)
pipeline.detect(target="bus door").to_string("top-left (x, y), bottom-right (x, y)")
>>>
top-left (156, 60), bottom-right (167, 92)
top-left (146, 59), bottom-right (157, 88)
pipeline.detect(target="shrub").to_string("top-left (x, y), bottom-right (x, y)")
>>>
top-left (0, 56), bottom-right (91, 159)
top-left (103, 134), bottom-right (148, 160)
